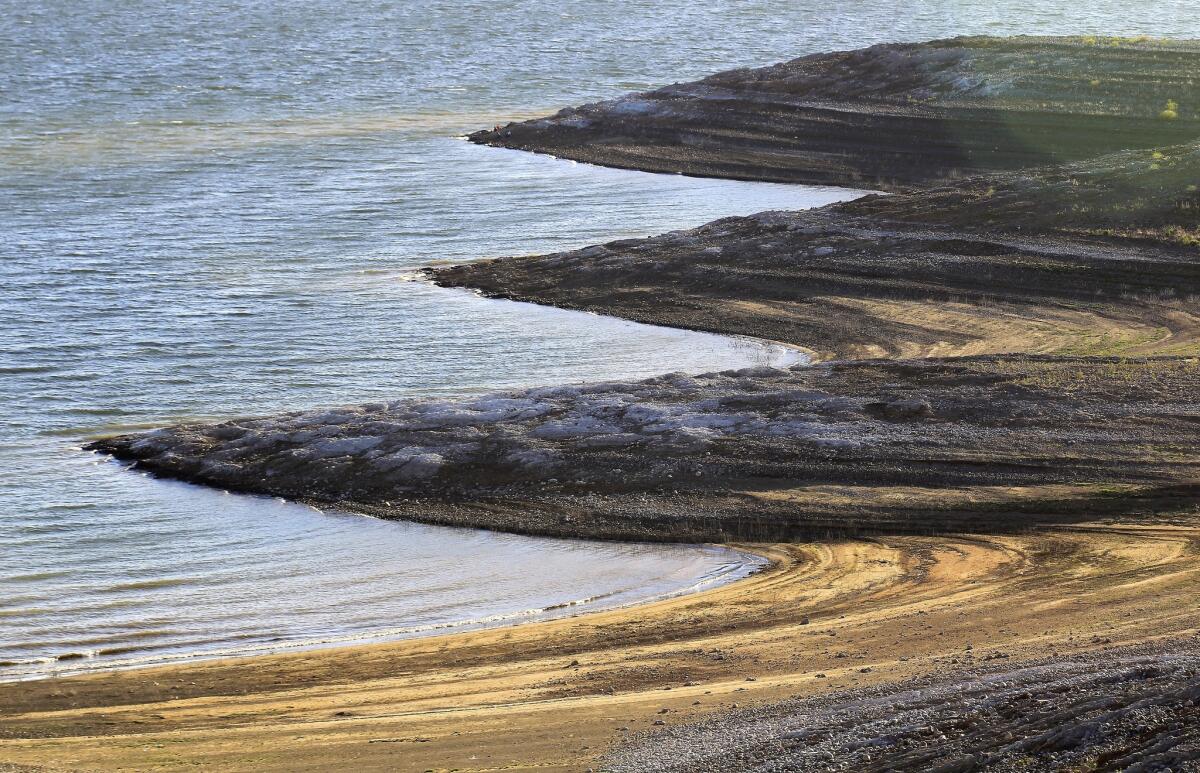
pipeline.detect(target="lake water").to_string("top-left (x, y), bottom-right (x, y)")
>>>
top-left (5, 0), bottom-right (1197, 680)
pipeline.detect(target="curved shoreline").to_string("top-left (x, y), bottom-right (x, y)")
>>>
top-left (428, 280), bottom-right (816, 366)
top-left (87, 350), bottom-right (1200, 545)
top-left (3, 520), bottom-right (1198, 771)
top-left (10, 34), bottom-right (1200, 772)
top-left (4, 531), bottom-right (768, 684)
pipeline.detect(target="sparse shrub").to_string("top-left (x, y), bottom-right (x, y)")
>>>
top-left (1160, 99), bottom-right (1179, 120)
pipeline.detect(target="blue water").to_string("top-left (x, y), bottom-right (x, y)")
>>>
top-left (6, 0), bottom-right (1198, 680)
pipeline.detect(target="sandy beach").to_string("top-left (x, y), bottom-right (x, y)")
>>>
top-left (2, 517), bottom-right (1198, 770)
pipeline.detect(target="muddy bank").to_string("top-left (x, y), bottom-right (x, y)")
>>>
top-left (90, 38), bottom-right (1200, 544)
top-left (55, 35), bottom-right (1200, 773)
top-left (434, 142), bottom-right (1200, 362)
top-left (91, 354), bottom-right (1200, 542)
top-left (471, 36), bottom-right (1200, 191)
top-left (93, 135), bottom-right (1200, 542)
top-left (92, 134), bottom-right (1200, 543)
top-left (4, 517), bottom-right (1198, 770)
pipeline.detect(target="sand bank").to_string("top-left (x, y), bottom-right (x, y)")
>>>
top-left (2, 517), bottom-right (1198, 770)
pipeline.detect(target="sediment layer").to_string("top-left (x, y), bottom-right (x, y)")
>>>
top-left (4, 518), bottom-right (1199, 771)
top-left (470, 36), bottom-right (1200, 190)
top-left (57, 35), bottom-right (1200, 772)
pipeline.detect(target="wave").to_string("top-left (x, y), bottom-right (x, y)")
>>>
top-left (100, 577), bottom-right (197, 593)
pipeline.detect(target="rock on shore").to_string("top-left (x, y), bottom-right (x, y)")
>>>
top-left (91, 355), bottom-right (1200, 542)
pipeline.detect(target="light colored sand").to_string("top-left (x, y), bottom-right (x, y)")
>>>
top-left (3, 515), bottom-right (1198, 771)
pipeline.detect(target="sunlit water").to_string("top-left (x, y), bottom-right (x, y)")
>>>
top-left (6, 1), bottom-right (1199, 681)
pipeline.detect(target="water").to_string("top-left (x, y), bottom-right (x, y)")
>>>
top-left (6, 1), bottom-right (1198, 682)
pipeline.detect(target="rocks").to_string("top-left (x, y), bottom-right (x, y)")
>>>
top-left (867, 399), bottom-right (934, 421)
top-left (309, 436), bottom-right (384, 458)
top-left (604, 640), bottom-right (1200, 772)
top-left (88, 363), bottom-right (885, 508)
top-left (470, 37), bottom-right (1200, 190)
top-left (88, 355), bottom-right (1200, 542)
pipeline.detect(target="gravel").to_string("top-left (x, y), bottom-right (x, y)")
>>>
top-left (604, 639), bottom-right (1200, 772)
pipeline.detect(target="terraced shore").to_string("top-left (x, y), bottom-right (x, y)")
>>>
top-left (7, 36), bottom-right (1200, 771)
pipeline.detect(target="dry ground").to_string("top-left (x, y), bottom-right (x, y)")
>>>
top-left (12, 36), bottom-right (1200, 772)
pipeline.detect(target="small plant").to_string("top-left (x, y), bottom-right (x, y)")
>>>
top-left (1160, 99), bottom-right (1179, 120)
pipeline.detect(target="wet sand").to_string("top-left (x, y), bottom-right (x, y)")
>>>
top-left (2, 517), bottom-right (1198, 770)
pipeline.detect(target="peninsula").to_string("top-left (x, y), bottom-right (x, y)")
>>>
top-left (6, 36), bottom-right (1200, 772)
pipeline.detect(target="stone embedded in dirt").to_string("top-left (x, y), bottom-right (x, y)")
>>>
top-left (874, 399), bottom-right (934, 421)
top-left (604, 642), bottom-right (1200, 772)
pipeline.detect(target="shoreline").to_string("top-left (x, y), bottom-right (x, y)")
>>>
top-left (3, 519), bottom-right (1197, 770)
top-left (430, 281), bottom-right (817, 366)
top-left (10, 34), bottom-right (1200, 771)
top-left (470, 36), bottom-right (1200, 191)
top-left (3, 531), bottom-right (768, 685)
top-left (87, 351), bottom-right (1200, 545)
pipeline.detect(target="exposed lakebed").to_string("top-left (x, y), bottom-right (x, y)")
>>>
top-left (18, 0), bottom-right (1189, 685)
top-left (3, 5), bottom-right (865, 678)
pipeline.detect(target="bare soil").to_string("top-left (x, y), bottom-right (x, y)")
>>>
top-left (14, 35), bottom-right (1200, 772)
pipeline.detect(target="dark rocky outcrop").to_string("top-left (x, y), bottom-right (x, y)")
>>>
top-left (471, 36), bottom-right (1200, 190)
top-left (90, 356), bottom-right (1200, 542)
